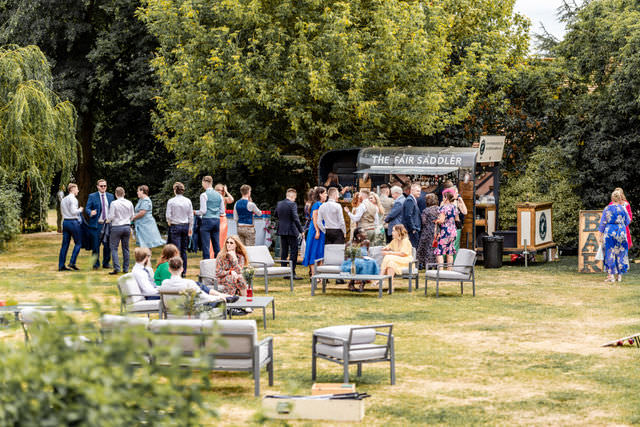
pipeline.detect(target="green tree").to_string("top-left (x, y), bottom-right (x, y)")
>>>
top-left (0, 0), bottom-right (172, 206)
top-left (0, 45), bottom-right (77, 232)
top-left (550, 0), bottom-right (640, 248)
top-left (139, 0), bottom-right (529, 173)
top-left (499, 144), bottom-right (582, 247)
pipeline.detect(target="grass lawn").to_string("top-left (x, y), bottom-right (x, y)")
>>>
top-left (2, 229), bottom-right (640, 426)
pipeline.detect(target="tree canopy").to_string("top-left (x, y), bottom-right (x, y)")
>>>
top-left (139, 0), bottom-right (529, 173)
top-left (0, 44), bottom-right (77, 228)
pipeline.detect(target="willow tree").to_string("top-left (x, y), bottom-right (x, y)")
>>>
top-left (0, 45), bottom-right (77, 230)
top-left (139, 0), bottom-right (528, 173)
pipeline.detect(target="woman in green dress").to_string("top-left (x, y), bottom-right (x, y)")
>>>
top-left (154, 244), bottom-right (179, 286)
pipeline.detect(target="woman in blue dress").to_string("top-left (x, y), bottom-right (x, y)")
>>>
top-left (598, 190), bottom-right (631, 282)
top-left (133, 185), bottom-right (166, 248)
top-left (302, 186), bottom-right (327, 275)
top-left (341, 227), bottom-right (380, 291)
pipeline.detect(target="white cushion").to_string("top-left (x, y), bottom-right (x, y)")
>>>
top-left (19, 308), bottom-right (51, 325)
top-left (314, 325), bottom-right (376, 345)
top-left (126, 299), bottom-right (160, 313)
top-left (315, 265), bottom-right (342, 274)
top-left (323, 244), bottom-right (345, 266)
top-left (119, 274), bottom-right (144, 304)
top-left (453, 249), bottom-right (476, 274)
top-left (315, 342), bottom-right (388, 362)
top-left (101, 315), bottom-right (149, 330)
top-left (368, 246), bottom-right (384, 265)
top-left (209, 320), bottom-right (258, 354)
top-left (214, 340), bottom-right (271, 369)
top-left (150, 319), bottom-right (205, 354)
top-left (246, 246), bottom-right (275, 267)
top-left (199, 259), bottom-right (217, 286)
top-left (254, 266), bottom-right (291, 276)
top-left (401, 267), bottom-right (418, 275)
top-left (424, 270), bottom-right (469, 280)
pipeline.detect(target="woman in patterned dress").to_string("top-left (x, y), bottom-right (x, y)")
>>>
top-left (416, 193), bottom-right (439, 269)
top-left (598, 190), bottom-right (631, 282)
top-left (215, 235), bottom-right (249, 295)
top-left (132, 185), bottom-right (166, 248)
top-left (434, 192), bottom-right (458, 269)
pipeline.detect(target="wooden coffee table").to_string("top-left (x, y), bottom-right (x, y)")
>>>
top-left (226, 296), bottom-right (275, 329)
top-left (311, 273), bottom-right (393, 298)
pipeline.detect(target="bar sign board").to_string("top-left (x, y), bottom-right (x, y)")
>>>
top-left (579, 210), bottom-right (603, 273)
top-left (477, 135), bottom-right (506, 163)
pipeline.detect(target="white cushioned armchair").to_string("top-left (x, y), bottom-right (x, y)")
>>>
top-left (315, 244), bottom-right (345, 274)
top-left (246, 245), bottom-right (293, 293)
top-left (117, 274), bottom-right (160, 316)
top-left (424, 248), bottom-right (477, 297)
top-left (312, 324), bottom-right (395, 384)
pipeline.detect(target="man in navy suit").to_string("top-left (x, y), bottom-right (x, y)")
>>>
top-left (85, 179), bottom-right (115, 269)
top-left (402, 183), bottom-right (422, 248)
top-left (275, 188), bottom-right (304, 280)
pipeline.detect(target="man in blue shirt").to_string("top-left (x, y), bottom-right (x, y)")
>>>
top-left (85, 179), bottom-right (115, 270)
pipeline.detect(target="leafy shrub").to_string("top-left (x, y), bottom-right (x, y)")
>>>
top-left (499, 144), bottom-right (582, 248)
top-left (0, 310), bottom-right (215, 425)
top-left (0, 177), bottom-right (21, 248)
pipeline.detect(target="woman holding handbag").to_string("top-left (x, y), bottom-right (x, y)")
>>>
top-left (434, 192), bottom-right (459, 269)
top-left (416, 193), bottom-right (439, 269)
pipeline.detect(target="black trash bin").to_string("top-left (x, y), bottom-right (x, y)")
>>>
top-left (483, 235), bottom-right (504, 268)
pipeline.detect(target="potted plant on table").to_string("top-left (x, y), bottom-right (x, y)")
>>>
top-left (345, 244), bottom-right (361, 275)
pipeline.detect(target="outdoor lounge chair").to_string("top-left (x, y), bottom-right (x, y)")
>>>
top-left (150, 318), bottom-right (273, 396)
top-left (312, 324), bottom-right (395, 384)
top-left (117, 273), bottom-right (161, 316)
top-left (424, 248), bottom-right (477, 297)
top-left (20, 308), bottom-right (92, 348)
top-left (246, 245), bottom-right (293, 293)
top-left (315, 244), bottom-right (345, 274)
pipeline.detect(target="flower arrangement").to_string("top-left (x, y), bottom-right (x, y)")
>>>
top-left (345, 244), bottom-right (361, 261)
top-left (242, 265), bottom-right (255, 282)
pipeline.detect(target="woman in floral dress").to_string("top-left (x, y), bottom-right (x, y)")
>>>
top-left (434, 192), bottom-right (458, 269)
top-left (416, 193), bottom-right (440, 269)
top-left (216, 235), bottom-right (249, 295)
top-left (598, 190), bottom-right (631, 282)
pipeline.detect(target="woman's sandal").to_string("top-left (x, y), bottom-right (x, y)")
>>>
top-left (604, 276), bottom-right (615, 283)
top-left (348, 280), bottom-right (357, 292)
top-left (358, 282), bottom-right (365, 292)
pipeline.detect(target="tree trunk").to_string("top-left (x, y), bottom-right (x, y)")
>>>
top-left (76, 109), bottom-right (94, 208)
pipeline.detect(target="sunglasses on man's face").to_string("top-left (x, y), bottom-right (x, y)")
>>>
top-left (98, 185), bottom-right (106, 188)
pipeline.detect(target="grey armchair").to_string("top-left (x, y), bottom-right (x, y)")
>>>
top-left (246, 245), bottom-right (293, 293)
top-left (424, 249), bottom-right (477, 297)
top-left (312, 324), bottom-right (395, 385)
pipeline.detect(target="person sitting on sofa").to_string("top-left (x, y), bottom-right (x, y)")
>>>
top-left (132, 247), bottom-right (160, 300)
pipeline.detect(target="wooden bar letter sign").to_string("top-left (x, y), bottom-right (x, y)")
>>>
top-left (579, 210), bottom-right (603, 273)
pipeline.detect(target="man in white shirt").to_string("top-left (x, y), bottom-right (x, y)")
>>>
top-left (58, 183), bottom-right (84, 271)
top-left (317, 187), bottom-right (346, 244)
top-left (108, 187), bottom-right (134, 274)
top-left (159, 257), bottom-right (234, 312)
top-left (166, 182), bottom-right (194, 277)
top-left (131, 247), bottom-right (159, 299)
